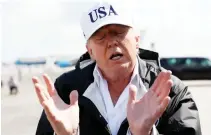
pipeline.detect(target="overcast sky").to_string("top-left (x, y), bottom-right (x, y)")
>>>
top-left (1, 0), bottom-right (211, 62)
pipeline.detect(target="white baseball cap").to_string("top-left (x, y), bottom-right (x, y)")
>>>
top-left (80, 1), bottom-right (135, 40)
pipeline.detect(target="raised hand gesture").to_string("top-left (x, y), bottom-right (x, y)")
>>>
top-left (127, 71), bottom-right (173, 135)
top-left (32, 74), bottom-right (79, 135)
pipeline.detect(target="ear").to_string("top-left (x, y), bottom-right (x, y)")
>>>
top-left (135, 36), bottom-right (140, 43)
top-left (86, 44), bottom-right (92, 55)
top-left (86, 44), bottom-right (94, 60)
top-left (135, 36), bottom-right (140, 49)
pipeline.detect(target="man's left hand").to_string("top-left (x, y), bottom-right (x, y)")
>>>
top-left (127, 71), bottom-right (173, 135)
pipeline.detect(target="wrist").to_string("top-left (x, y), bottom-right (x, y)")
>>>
top-left (55, 126), bottom-right (79, 135)
top-left (71, 127), bottom-right (79, 135)
top-left (129, 126), bottom-right (152, 135)
top-left (69, 126), bottom-right (79, 135)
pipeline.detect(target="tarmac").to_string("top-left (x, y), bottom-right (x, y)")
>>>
top-left (1, 72), bottom-right (211, 135)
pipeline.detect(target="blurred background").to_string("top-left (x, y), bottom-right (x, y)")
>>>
top-left (1, 0), bottom-right (211, 135)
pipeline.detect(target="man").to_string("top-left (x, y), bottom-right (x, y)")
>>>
top-left (1, 80), bottom-right (3, 88)
top-left (32, 1), bottom-right (201, 135)
top-left (8, 76), bottom-right (18, 95)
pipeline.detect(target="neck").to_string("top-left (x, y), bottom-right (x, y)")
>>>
top-left (108, 72), bottom-right (133, 105)
top-left (101, 64), bottom-right (135, 105)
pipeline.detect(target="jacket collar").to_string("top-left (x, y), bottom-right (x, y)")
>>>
top-left (75, 48), bottom-right (161, 90)
top-left (77, 49), bottom-right (161, 130)
top-left (75, 48), bottom-right (160, 69)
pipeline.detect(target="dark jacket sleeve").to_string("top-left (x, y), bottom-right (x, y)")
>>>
top-left (157, 76), bottom-right (202, 135)
top-left (35, 110), bottom-right (54, 135)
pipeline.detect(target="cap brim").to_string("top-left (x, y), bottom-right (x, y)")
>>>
top-left (86, 18), bottom-right (134, 40)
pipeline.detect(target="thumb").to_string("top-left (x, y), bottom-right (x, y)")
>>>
top-left (128, 84), bottom-right (137, 105)
top-left (69, 90), bottom-right (79, 106)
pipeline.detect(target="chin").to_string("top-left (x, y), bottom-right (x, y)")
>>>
top-left (102, 62), bottom-right (133, 80)
top-left (111, 62), bottom-right (132, 72)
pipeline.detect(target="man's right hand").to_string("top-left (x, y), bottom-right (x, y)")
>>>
top-left (32, 74), bottom-right (79, 135)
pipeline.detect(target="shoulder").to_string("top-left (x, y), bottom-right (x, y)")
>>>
top-left (54, 62), bottom-right (96, 103)
top-left (140, 55), bottom-right (187, 97)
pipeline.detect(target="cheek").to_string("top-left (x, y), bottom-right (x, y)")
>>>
top-left (92, 47), bottom-right (107, 62)
top-left (122, 37), bottom-right (137, 57)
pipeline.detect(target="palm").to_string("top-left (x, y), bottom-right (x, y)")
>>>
top-left (45, 93), bottom-right (79, 134)
top-left (127, 71), bottom-right (172, 135)
top-left (128, 91), bottom-right (157, 121)
top-left (32, 74), bottom-right (79, 135)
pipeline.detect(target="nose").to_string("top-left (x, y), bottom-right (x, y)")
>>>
top-left (107, 36), bottom-right (119, 48)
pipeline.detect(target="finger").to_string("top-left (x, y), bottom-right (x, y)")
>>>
top-left (158, 80), bottom-right (173, 101)
top-left (128, 84), bottom-right (137, 105)
top-left (154, 96), bottom-right (170, 119)
top-left (32, 76), bottom-right (50, 99)
top-left (150, 71), bottom-right (165, 93)
top-left (34, 83), bottom-right (47, 104)
top-left (43, 74), bottom-right (54, 96)
top-left (32, 76), bottom-right (39, 84)
top-left (42, 101), bottom-right (58, 124)
top-left (156, 71), bottom-right (171, 95)
top-left (70, 90), bottom-right (79, 106)
top-left (36, 83), bottom-right (50, 99)
top-left (32, 77), bottom-right (46, 103)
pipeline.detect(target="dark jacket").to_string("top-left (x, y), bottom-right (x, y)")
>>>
top-left (36, 49), bottom-right (202, 135)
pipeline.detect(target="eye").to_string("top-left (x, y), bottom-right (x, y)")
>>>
top-left (96, 34), bottom-right (106, 40)
top-left (116, 28), bottom-right (128, 35)
top-left (117, 31), bottom-right (125, 34)
top-left (115, 31), bottom-right (126, 37)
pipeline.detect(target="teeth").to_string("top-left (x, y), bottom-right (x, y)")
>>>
top-left (111, 55), bottom-right (121, 60)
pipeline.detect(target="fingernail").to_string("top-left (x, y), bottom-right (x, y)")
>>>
top-left (32, 78), bottom-right (36, 83)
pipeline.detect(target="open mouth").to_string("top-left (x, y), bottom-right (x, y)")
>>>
top-left (109, 53), bottom-right (123, 60)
